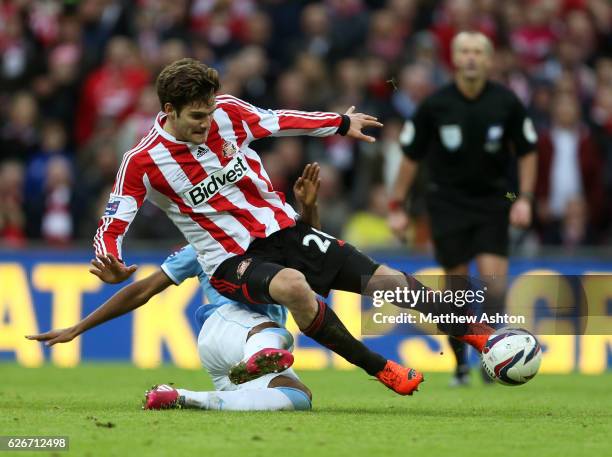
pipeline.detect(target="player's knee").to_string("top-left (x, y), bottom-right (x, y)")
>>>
top-left (248, 324), bottom-right (295, 351)
top-left (271, 269), bottom-right (315, 306)
top-left (365, 265), bottom-right (406, 293)
top-left (269, 375), bottom-right (312, 410)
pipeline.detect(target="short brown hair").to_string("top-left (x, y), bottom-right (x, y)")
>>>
top-left (156, 58), bottom-right (220, 114)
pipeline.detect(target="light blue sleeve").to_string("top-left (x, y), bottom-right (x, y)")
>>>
top-left (160, 245), bottom-right (202, 285)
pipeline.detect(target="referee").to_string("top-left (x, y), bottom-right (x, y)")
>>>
top-left (388, 31), bottom-right (537, 386)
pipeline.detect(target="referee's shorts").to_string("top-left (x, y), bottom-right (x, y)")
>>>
top-left (431, 212), bottom-right (509, 269)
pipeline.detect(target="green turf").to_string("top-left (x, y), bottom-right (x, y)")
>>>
top-left (1, 363), bottom-right (610, 457)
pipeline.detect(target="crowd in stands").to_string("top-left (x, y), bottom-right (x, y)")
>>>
top-left (1, 0), bottom-right (610, 253)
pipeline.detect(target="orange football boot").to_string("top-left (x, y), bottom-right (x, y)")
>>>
top-left (455, 322), bottom-right (494, 353)
top-left (376, 360), bottom-right (424, 396)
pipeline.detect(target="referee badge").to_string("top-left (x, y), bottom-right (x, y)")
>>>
top-left (439, 125), bottom-right (462, 151)
top-left (485, 125), bottom-right (503, 153)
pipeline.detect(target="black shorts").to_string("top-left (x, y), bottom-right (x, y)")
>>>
top-left (210, 221), bottom-right (379, 305)
top-left (432, 213), bottom-right (509, 269)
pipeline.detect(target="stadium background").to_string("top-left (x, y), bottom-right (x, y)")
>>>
top-left (1, 0), bottom-right (611, 373)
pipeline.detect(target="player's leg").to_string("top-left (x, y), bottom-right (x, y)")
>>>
top-left (212, 255), bottom-right (396, 390)
top-left (268, 268), bottom-right (390, 379)
top-left (145, 305), bottom-right (309, 411)
top-left (473, 211), bottom-right (510, 319)
top-left (170, 371), bottom-right (312, 411)
top-left (427, 226), bottom-right (476, 386)
top-left (475, 253), bottom-right (508, 317)
top-left (442, 263), bottom-right (472, 386)
top-left (472, 212), bottom-right (511, 381)
top-left (362, 264), bottom-right (494, 348)
top-left (329, 240), bottom-right (493, 354)
top-left (228, 322), bottom-right (295, 384)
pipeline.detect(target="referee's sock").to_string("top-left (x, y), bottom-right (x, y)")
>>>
top-left (448, 336), bottom-right (468, 368)
top-left (302, 299), bottom-right (387, 376)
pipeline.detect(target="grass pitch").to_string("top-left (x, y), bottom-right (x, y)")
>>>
top-left (1, 363), bottom-right (611, 457)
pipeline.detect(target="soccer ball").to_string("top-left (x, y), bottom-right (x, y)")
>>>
top-left (481, 328), bottom-right (542, 386)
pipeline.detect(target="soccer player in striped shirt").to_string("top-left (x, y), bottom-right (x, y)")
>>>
top-left (29, 164), bottom-right (326, 411)
top-left (91, 59), bottom-right (492, 396)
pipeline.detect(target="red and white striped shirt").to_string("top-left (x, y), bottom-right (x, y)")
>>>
top-left (94, 94), bottom-right (344, 276)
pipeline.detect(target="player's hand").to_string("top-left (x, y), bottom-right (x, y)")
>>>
top-left (293, 162), bottom-right (320, 208)
top-left (89, 253), bottom-right (137, 284)
top-left (510, 197), bottom-right (532, 228)
top-left (25, 327), bottom-right (79, 347)
top-left (388, 208), bottom-right (410, 243)
top-left (344, 106), bottom-right (383, 143)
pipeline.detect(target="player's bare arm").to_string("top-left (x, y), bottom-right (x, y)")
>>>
top-left (26, 270), bottom-right (173, 346)
top-left (293, 162), bottom-right (321, 230)
top-left (510, 151), bottom-right (537, 228)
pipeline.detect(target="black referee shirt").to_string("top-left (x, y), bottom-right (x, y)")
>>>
top-left (400, 81), bottom-right (537, 229)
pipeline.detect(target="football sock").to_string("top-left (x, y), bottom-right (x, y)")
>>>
top-left (400, 273), bottom-right (472, 336)
top-left (243, 327), bottom-right (294, 361)
top-left (176, 387), bottom-right (311, 411)
top-left (448, 336), bottom-right (468, 367)
top-left (302, 299), bottom-right (387, 376)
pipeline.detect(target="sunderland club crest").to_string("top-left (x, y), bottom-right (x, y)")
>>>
top-left (236, 258), bottom-right (252, 279)
top-left (222, 141), bottom-right (238, 158)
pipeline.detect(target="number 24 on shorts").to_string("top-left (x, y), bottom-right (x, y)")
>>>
top-left (303, 228), bottom-right (336, 253)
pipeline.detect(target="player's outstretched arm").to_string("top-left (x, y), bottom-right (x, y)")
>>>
top-left (293, 162), bottom-right (321, 230)
top-left (26, 270), bottom-right (173, 346)
top-left (219, 95), bottom-right (382, 143)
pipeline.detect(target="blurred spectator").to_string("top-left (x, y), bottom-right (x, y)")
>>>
top-left (34, 43), bottom-right (82, 144)
top-left (491, 47), bottom-right (531, 105)
top-left (77, 0), bottom-right (132, 63)
top-left (536, 94), bottom-right (605, 246)
top-left (343, 184), bottom-right (396, 248)
top-left (294, 53), bottom-right (333, 109)
top-left (274, 138), bottom-right (306, 202)
top-left (0, 161), bottom-right (26, 246)
top-left (326, 0), bottom-right (369, 58)
top-left (390, 63), bottom-right (434, 119)
top-left (0, 7), bottom-right (40, 91)
top-left (317, 163), bottom-right (350, 237)
top-left (538, 38), bottom-right (596, 101)
top-left (334, 58), bottom-right (367, 109)
top-left (0, 0), bottom-right (609, 249)
top-left (509, 1), bottom-right (558, 71)
top-left (288, 3), bottom-right (334, 63)
top-left (430, 0), bottom-right (497, 68)
top-left (116, 85), bottom-right (160, 155)
top-left (75, 36), bottom-right (149, 146)
top-left (408, 31), bottom-right (448, 88)
top-left (25, 120), bottom-right (72, 198)
top-left (528, 80), bottom-right (554, 131)
top-left (274, 70), bottom-right (308, 110)
top-left (224, 46), bottom-right (270, 106)
top-left (0, 92), bottom-right (39, 162)
top-left (38, 156), bottom-right (77, 245)
top-left (190, 0), bottom-right (254, 56)
top-left (366, 8), bottom-right (404, 61)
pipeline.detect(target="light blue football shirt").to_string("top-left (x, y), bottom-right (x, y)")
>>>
top-left (160, 245), bottom-right (288, 329)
